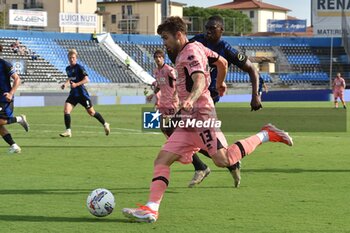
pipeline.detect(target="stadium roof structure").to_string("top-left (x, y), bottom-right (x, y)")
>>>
top-left (210, 0), bottom-right (290, 12)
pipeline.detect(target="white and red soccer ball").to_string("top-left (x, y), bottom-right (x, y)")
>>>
top-left (87, 188), bottom-right (115, 217)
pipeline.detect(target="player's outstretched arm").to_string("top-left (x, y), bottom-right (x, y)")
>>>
top-left (240, 60), bottom-right (262, 111)
top-left (214, 56), bottom-right (228, 96)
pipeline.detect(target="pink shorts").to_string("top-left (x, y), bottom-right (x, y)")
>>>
top-left (334, 90), bottom-right (344, 99)
top-left (162, 127), bottom-right (228, 164)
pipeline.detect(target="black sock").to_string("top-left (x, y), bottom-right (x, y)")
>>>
top-left (192, 154), bottom-right (207, 171)
top-left (7, 117), bottom-right (17, 124)
top-left (3, 134), bottom-right (15, 146)
top-left (227, 162), bottom-right (241, 172)
top-left (199, 149), bottom-right (211, 159)
top-left (93, 112), bottom-right (105, 125)
top-left (64, 114), bottom-right (71, 129)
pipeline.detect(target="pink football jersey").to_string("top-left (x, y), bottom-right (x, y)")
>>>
top-left (153, 64), bottom-right (178, 110)
top-left (333, 76), bottom-right (345, 91)
top-left (175, 41), bottom-right (219, 119)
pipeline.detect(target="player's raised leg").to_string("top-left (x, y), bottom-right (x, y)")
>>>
top-left (6, 114), bottom-right (29, 132)
top-left (122, 150), bottom-right (179, 223)
top-left (212, 124), bottom-right (293, 168)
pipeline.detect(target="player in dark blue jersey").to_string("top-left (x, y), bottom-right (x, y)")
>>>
top-left (190, 16), bottom-right (262, 188)
top-left (0, 45), bottom-right (29, 153)
top-left (60, 49), bottom-right (110, 137)
top-left (258, 75), bottom-right (268, 96)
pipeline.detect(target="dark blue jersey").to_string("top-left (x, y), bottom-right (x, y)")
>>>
top-left (66, 64), bottom-right (90, 98)
top-left (0, 59), bottom-right (16, 103)
top-left (258, 76), bottom-right (265, 93)
top-left (191, 34), bottom-right (248, 102)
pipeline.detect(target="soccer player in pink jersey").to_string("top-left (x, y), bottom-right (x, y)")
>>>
top-left (147, 49), bottom-right (179, 116)
top-left (332, 72), bottom-right (346, 109)
top-left (122, 17), bottom-right (293, 223)
top-left (147, 49), bottom-right (212, 187)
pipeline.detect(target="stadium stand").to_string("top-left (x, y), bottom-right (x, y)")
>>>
top-left (0, 30), bottom-right (140, 84)
top-left (0, 38), bottom-right (67, 83)
top-left (56, 39), bottom-right (139, 83)
top-left (0, 30), bottom-right (349, 88)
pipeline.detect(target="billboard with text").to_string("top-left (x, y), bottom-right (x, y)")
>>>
top-left (312, 0), bottom-right (350, 37)
top-left (59, 13), bottom-right (97, 28)
top-left (9, 9), bottom-right (47, 27)
top-left (267, 20), bottom-right (307, 33)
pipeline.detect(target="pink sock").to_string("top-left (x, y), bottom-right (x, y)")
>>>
top-left (148, 164), bottom-right (170, 204)
top-left (227, 135), bottom-right (262, 165)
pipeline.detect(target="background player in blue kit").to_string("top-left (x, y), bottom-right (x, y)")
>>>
top-left (190, 16), bottom-right (262, 187)
top-left (0, 45), bottom-right (29, 153)
top-left (60, 49), bottom-right (110, 137)
top-left (259, 75), bottom-right (268, 96)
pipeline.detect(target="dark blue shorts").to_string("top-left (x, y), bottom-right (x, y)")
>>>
top-left (0, 101), bottom-right (14, 119)
top-left (66, 95), bottom-right (92, 109)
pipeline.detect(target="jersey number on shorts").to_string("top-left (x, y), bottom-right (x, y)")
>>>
top-left (199, 129), bottom-right (213, 148)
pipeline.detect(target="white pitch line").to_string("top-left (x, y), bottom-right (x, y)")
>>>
top-left (29, 123), bottom-right (142, 132)
top-left (7, 123), bottom-right (348, 138)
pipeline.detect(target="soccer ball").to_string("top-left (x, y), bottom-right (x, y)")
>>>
top-left (86, 188), bottom-right (115, 217)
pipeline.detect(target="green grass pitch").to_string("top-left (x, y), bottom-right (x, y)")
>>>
top-left (0, 102), bottom-right (349, 233)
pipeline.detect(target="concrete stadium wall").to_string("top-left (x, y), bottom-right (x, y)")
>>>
top-left (14, 90), bottom-right (350, 107)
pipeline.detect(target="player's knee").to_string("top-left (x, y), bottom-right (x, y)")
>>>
top-left (88, 110), bottom-right (95, 116)
top-left (154, 150), bottom-right (178, 166)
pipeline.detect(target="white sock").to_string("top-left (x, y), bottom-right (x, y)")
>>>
top-left (16, 116), bottom-right (23, 123)
top-left (256, 130), bottom-right (269, 143)
top-left (66, 128), bottom-right (71, 132)
top-left (146, 202), bottom-right (159, 211)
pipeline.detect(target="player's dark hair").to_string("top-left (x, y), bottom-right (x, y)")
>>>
top-left (154, 49), bottom-right (165, 58)
top-left (0, 44), bottom-right (3, 52)
top-left (157, 16), bottom-right (187, 36)
top-left (208, 15), bottom-right (224, 27)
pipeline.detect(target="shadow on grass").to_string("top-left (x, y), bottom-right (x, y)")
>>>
top-left (176, 168), bottom-right (350, 173)
top-left (0, 188), bottom-right (146, 195)
top-left (0, 214), bottom-right (133, 223)
top-left (0, 187), bottom-right (234, 196)
top-left (15, 145), bottom-right (160, 148)
top-left (0, 187), bottom-right (184, 195)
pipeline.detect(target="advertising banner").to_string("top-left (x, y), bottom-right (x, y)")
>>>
top-left (267, 19), bottom-right (307, 33)
top-left (9, 9), bottom-right (47, 27)
top-left (59, 13), bottom-right (97, 28)
top-left (312, 0), bottom-right (350, 37)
